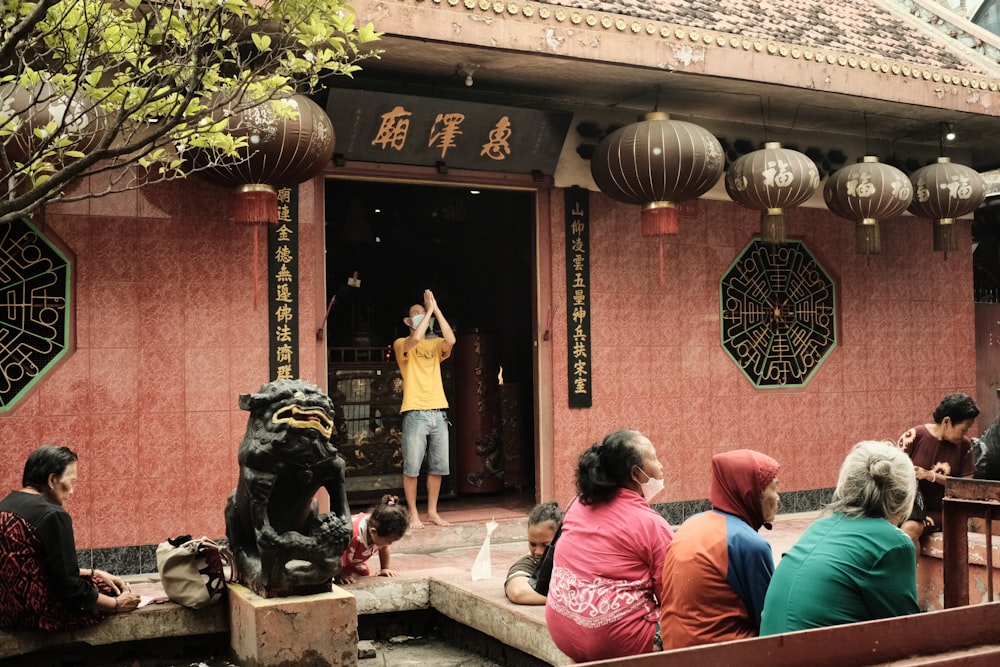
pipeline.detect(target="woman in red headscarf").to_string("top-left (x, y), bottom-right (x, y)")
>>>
top-left (659, 449), bottom-right (780, 649)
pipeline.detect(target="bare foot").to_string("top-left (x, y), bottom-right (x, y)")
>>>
top-left (427, 512), bottom-right (450, 527)
top-left (409, 516), bottom-right (425, 530)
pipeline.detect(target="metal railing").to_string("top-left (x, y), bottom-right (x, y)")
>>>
top-left (942, 477), bottom-right (1000, 607)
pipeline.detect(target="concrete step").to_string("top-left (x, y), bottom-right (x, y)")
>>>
top-left (390, 491), bottom-right (535, 555)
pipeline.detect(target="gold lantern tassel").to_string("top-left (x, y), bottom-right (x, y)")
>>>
top-left (933, 218), bottom-right (957, 258)
top-left (760, 209), bottom-right (787, 245)
top-left (855, 219), bottom-right (882, 256)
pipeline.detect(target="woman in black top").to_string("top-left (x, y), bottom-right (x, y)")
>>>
top-left (0, 445), bottom-right (140, 631)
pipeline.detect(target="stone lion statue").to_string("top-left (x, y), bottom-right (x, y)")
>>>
top-left (225, 379), bottom-right (351, 597)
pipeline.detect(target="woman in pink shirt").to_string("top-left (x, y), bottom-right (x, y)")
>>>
top-left (545, 429), bottom-right (674, 662)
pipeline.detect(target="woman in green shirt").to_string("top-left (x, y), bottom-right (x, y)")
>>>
top-left (760, 440), bottom-right (919, 635)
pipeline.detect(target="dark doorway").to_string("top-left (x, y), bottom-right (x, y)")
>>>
top-left (324, 179), bottom-right (536, 508)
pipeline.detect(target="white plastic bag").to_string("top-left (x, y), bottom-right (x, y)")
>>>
top-left (470, 519), bottom-right (498, 580)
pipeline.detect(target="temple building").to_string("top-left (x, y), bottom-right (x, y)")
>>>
top-left (3, 0), bottom-right (1000, 569)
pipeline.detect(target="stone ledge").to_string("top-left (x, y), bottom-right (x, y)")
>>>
top-left (429, 574), bottom-right (571, 666)
top-left (344, 571), bottom-right (434, 614)
top-left (344, 566), bottom-right (571, 665)
top-left (0, 599), bottom-right (227, 660)
top-left (1, 568), bottom-right (568, 666)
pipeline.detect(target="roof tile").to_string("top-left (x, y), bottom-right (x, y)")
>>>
top-left (537, 0), bottom-right (998, 75)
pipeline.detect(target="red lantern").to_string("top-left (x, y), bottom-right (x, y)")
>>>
top-left (823, 156), bottom-right (912, 256)
top-left (908, 157), bottom-right (985, 255)
top-left (590, 111), bottom-right (723, 282)
top-left (725, 142), bottom-right (820, 245)
top-left (592, 112), bottom-right (723, 234)
top-left (0, 81), bottom-right (108, 168)
top-left (197, 93), bottom-right (335, 224)
top-left (196, 93), bottom-right (334, 302)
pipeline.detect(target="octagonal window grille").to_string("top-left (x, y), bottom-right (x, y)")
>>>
top-left (720, 239), bottom-right (837, 388)
top-left (0, 218), bottom-right (72, 411)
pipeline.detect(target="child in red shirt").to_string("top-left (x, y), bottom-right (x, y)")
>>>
top-left (335, 494), bottom-right (409, 584)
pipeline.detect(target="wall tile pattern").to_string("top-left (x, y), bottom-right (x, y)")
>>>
top-left (0, 175), bottom-right (977, 574)
top-left (548, 192), bottom-right (977, 504)
top-left (0, 176), bottom-right (323, 553)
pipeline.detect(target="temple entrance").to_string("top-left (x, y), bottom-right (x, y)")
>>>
top-left (323, 178), bottom-right (537, 509)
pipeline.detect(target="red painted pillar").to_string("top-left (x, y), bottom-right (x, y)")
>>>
top-left (454, 330), bottom-right (503, 494)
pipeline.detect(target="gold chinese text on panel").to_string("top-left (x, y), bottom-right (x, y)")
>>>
top-left (720, 239), bottom-right (837, 388)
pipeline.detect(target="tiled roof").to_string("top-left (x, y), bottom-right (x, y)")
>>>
top-left (536, 0), bottom-right (1000, 75)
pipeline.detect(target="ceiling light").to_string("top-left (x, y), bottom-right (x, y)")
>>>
top-left (942, 122), bottom-right (956, 142)
top-left (457, 63), bottom-right (480, 88)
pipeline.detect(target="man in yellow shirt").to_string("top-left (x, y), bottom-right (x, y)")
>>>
top-left (393, 289), bottom-right (456, 529)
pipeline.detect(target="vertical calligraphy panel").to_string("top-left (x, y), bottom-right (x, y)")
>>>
top-left (269, 187), bottom-right (299, 381)
top-left (565, 187), bottom-right (592, 408)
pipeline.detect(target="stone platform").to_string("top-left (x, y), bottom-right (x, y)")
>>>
top-left (229, 582), bottom-right (358, 667)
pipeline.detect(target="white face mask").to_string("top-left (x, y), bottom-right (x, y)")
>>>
top-left (636, 468), bottom-right (665, 502)
top-left (410, 313), bottom-right (425, 328)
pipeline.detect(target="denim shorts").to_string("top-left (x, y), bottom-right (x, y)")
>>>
top-left (401, 410), bottom-right (450, 477)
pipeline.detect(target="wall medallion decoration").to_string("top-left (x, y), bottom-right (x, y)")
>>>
top-left (720, 239), bottom-right (837, 388)
top-left (0, 218), bottom-right (71, 411)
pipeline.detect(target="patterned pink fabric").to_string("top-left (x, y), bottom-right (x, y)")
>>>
top-left (545, 489), bottom-right (674, 662)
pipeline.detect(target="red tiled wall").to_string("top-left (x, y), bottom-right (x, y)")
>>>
top-left (0, 178), bottom-right (977, 549)
top-left (0, 176), bottom-right (323, 549)
top-left (548, 191), bottom-right (976, 504)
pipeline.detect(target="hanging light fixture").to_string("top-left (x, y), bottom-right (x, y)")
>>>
top-left (725, 142), bottom-right (820, 245)
top-left (590, 111), bottom-right (724, 282)
top-left (824, 156), bottom-right (912, 256)
top-left (908, 157), bottom-right (985, 256)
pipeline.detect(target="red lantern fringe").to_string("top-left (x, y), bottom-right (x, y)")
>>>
top-left (233, 185), bottom-right (278, 226)
top-left (640, 203), bottom-right (678, 237)
top-left (232, 185), bottom-right (277, 309)
top-left (639, 204), bottom-right (678, 286)
top-left (656, 237), bottom-right (666, 287)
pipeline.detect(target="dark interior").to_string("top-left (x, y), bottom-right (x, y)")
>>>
top-left (324, 179), bottom-right (537, 504)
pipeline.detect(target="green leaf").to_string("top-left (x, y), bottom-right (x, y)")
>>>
top-left (251, 33), bottom-right (272, 52)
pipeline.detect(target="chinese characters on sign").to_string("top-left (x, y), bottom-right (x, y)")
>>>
top-left (565, 188), bottom-right (592, 408)
top-left (370, 104), bottom-right (511, 161)
top-left (720, 239), bottom-right (837, 388)
top-left (0, 219), bottom-right (71, 411)
top-left (326, 89), bottom-right (571, 174)
top-left (269, 187), bottom-right (299, 381)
